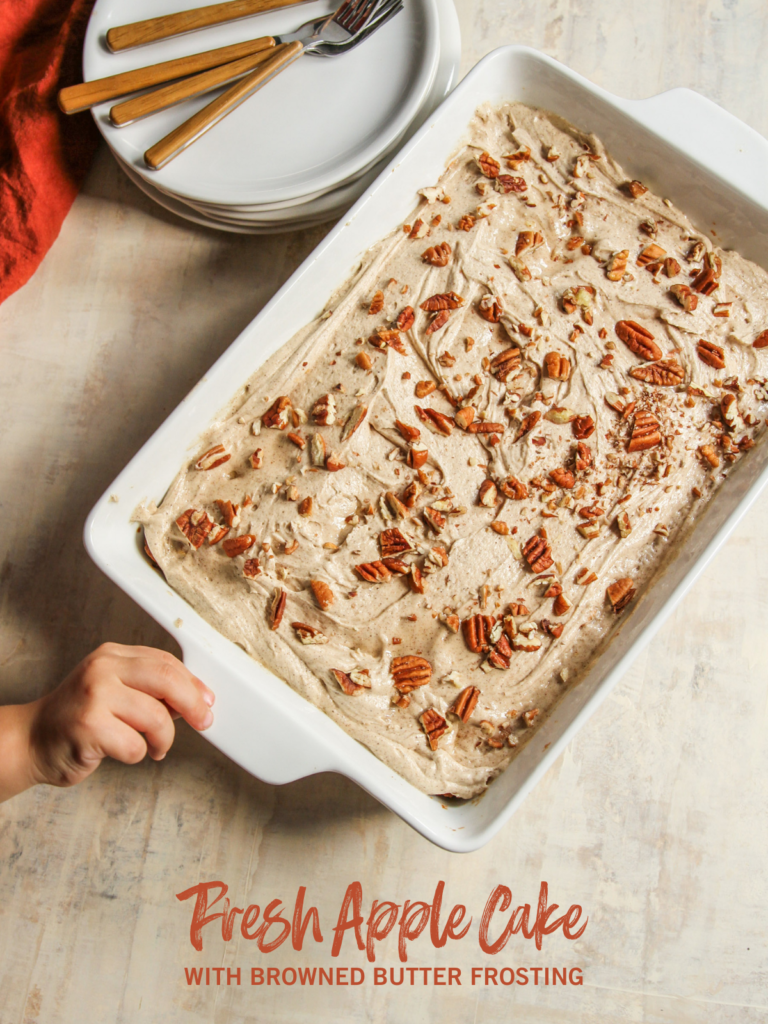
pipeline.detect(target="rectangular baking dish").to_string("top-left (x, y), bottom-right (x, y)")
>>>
top-left (85, 46), bottom-right (768, 853)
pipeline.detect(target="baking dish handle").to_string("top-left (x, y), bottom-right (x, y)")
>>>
top-left (180, 635), bottom-right (338, 786)
top-left (617, 87), bottom-right (768, 207)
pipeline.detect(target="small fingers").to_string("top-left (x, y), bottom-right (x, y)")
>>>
top-left (95, 715), bottom-right (149, 766)
top-left (113, 653), bottom-right (214, 732)
top-left (111, 688), bottom-right (176, 761)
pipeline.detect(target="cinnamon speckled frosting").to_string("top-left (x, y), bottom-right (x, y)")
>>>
top-left (141, 102), bottom-right (768, 798)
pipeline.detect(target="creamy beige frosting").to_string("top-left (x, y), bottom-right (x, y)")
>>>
top-left (143, 102), bottom-right (768, 799)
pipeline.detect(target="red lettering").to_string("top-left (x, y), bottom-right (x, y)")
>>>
top-left (485, 967), bottom-right (498, 985)
top-left (374, 967), bottom-right (386, 985)
top-left (471, 967), bottom-right (482, 985)
top-left (517, 967), bottom-right (529, 985)
top-left (500, 967), bottom-right (514, 985)
top-left (336, 968), bottom-right (348, 985)
top-left (176, 881), bottom-right (229, 952)
top-left (429, 881), bottom-right (472, 947)
top-left (531, 967), bottom-right (542, 985)
top-left (366, 900), bottom-right (399, 962)
top-left (332, 882), bottom-right (365, 957)
top-left (292, 887), bottom-right (323, 950)
top-left (241, 904), bottom-right (260, 939)
top-left (226, 968), bottom-right (240, 985)
top-left (351, 968), bottom-right (365, 985)
top-left (250, 967), bottom-right (263, 985)
top-left (434, 967), bottom-right (445, 985)
top-left (283, 967), bottom-right (296, 986)
top-left (398, 900), bottom-right (431, 962)
top-left (478, 885), bottom-right (513, 953)
top-left (570, 967), bottom-right (583, 985)
top-left (184, 967), bottom-right (203, 985)
top-left (563, 904), bottom-right (588, 939)
top-left (254, 899), bottom-right (291, 953)
top-left (297, 968), bottom-right (316, 984)
top-left (448, 967), bottom-right (461, 985)
top-left (267, 967), bottom-right (280, 985)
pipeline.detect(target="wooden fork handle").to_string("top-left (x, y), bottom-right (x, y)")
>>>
top-left (58, 36), bottom-right (275, 113)
top-left (109, 46), bottom-right (279, 126)
top-left (106, 0), bottom-right (308, 52)
top-left (144, 40), bottom-right (303, 170)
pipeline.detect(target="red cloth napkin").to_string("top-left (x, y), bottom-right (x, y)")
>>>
top-left (0, 0), bottom-right (99, 307)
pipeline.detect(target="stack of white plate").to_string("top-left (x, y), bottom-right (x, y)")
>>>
top-left (83, 0), bottom-right (461, 232)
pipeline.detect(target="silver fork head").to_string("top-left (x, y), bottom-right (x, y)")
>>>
top-left (334, 0), bottom-right (378, 33)
top-left (311, 0), bottom-right (403, 55)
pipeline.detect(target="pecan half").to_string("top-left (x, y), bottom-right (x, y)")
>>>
top-left (549, 467), bottom-right (575, 489)
top-left (195, 444), bottom-right (231, 471)
top-left (380, 527), bottom-right (412, 558)
top-left (478, 151), bottom-right (500, 177)
top-left (575, 441), bottom-right (592, 471)
top-left (420, 291), bottom-right (464, 311)
top-left (312, 393), bottom-right (336, 426)
top-left (499, 477), bottom-right (528, 500)
top-left (670, 283), bottom-right (698, 312)
top-left (477, 294), bottom-right (503, 323)
top-left (692, 253), bottom-right (721, 295)
top-left (262, 397), bottom-right (292, 430)
top-left (515, 230), bottom-right (544, 256)
top-left (495, 174), bottom-right (527, 193)
top-left (462, 614), bottom-right (496, 653)
top-left (615, 320), bottom-right (662, 361)
top-left (291, 621), bottom-right (329, 644)
top-left (488, 632), bottom-right (514, 669)
top-left (629, 358), bottom-right (684, 387)
top-left (697, 339), bottom-right (725, 369)
top-left (396, 306), bottom-right (415, 332)
top-left (176, 509), bottom-right (213, 549)
top-left (310, 580), bottom-right (334, 610)
top-left (514, 410), bottom-right (541, 441)
top-left (545, 352), bottom-right (571, 381)
top-left (423, 507), bottom-right (446, 533)
top-left (426, 310), bottom-right (451, 334)
top-left (420, 708), bottom-right (448, 750)
top-left (422, 242), bottom-right (452, 267)
top-left (606, 578), bottom-right (636, 613)
top-left (355, 560), bottom-right (393, 583)
top-left (523, 532), bottom-right (553, 573)
top-left (637, 243), bottom-right (666, 266)
top-left (269, 588), bottom-right (286, 629)
top-left (449, 686), bottom-right (480, 723)
top-left (490, 347), bottom-right (521, 381)
top-left (415, 406), bottom-right (453, 436)
top-left (392, 655), bottom-right (432, 693)
top-left (331, 668), bottom-right (371, 696)
top-left (627, 410), bottom-right (662, 452)
top-left (222, 534), bottom-right (256, 558)
top-left (572, 415), bottom-right (595, 439)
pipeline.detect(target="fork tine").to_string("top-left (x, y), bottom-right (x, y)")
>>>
top-left (335, 0), bottom-right (377, 33)
top-left (348, 0), bottom-right (400, 34)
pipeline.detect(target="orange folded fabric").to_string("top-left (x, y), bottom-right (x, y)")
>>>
top-left (0, 0), bottom-right (99, 306)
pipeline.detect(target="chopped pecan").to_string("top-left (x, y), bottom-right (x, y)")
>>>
top-left (325, 452), bottom-right (346, 472)
top-left (699, 443), bottom-right (720, 467)
top-left (606, 578), bottom-right (636, 613)
top-left (194, 444), bottom-right (231, 471)
top-left (462, 614), bottom-right (496, 653)
top-left (382, 558), bottom-right (410, 576)
top-left (457, 214), bottom-right (476, 231)
top-left (549, 467), bottom-right (575, 489)
top-left (395, 306), bottom-right (415, 332)
top-left (478, 151), bottom-right (500, 177)
top-left (561, 285), bottom-right (595, 318)
top-left (243, 558), bottom-right (262, 579)
top-left (249, 449), bottom-right (263, 470)
top-left (222, 534), bottom-right (256, 558)
top-left (489, 347), bottom-right (521, 381)
top-left (355, 560), bottom-right (393, 583)
top-left (298, 496), bottom-right (313, 517)
top-left (495, 174), bottom-right (527, 193)
top-left (420, 291), bottom-right (465, 311)
top-left (394, 419), bottom-right (421, 443)
top-left (408, 565), bottom-right (425, 594)
top-left (692, 253), bottom-right (721, 295)
top-left (616, 510), bottom-right (632, 538)
top-left (287, 432), bottom-right (305, 450)
top-left (553, 593), bottom-right (571, 616)
top-left (415, 406), bottom-right (453, 436)
top-left (468, 421), bottom-right (505, 435)
top-left (491, 521), bottom-right (509, 535)
top-left (269, 589), bottom-right (286, 629)
top-left (392, 655), bottom-right (432, 693)
top-left (368, 290), bottom-right (384, 315)
top-left (262, 397), bottom-right (292, 430)
top-left (422, 242), bottom-right (452, 267)
top-left (514, 410), bottom-right (541, 441)
top-left (753, 329), bottom-right (768, 349)
top-left (380, 528), bottom-right (412, 558)
top-left (454, 406), bottom-right (475, 430)
top-left (523, 532), bottom-right (553, 573)
top-left (408, 448), bottom-right (429, 469)
top-left (415, 380), bottom-right (436, 398)
top-left (488, 632), bottom-right (514, 669)
top-left (515, 230), bottom-right (544, 255)
top-left (310, 433), bottom-right (327, 467)
top-left (545, 352), bottom-right (571, 381)
top-left (423, 507), bottom-right (446, 533)
top-left (420, 708), bottom-right (448, 750)
top-left (670, 283), bottom-right (698, 312)
top-left (449, 686), bottom-right (480, 723)
top-left (628, 411), bottom-right (662, 452)
top-left (606, 250), bottom-right (629, 281)
top-left (291, 621), bottom-right (329, 644)
top-left (508, 255), bottom-right (531, 282)
top-left (624, 180), bottom-right (648, 198)
top-left (426, 310), bottom-right (451, 334)
top-left (572, 415), bottom-right (595, 439)
top-left (207, 524), bottom-right (228, 545)
top-left (575, 441), bottom-right (592, 471)
top-left (331, 668), bottom-right (371, 696)
top-left (176, 509), bottom-right (213, 549)
top-left (312, 393), bottom-right (336, 426)
top-left (310, 579), bottom-right (334, 610)
top-left (637, 243), bottom-right (666, 266)
top-left (340, 404), bottom-right (367, 442)
top-left (629, 358), bottom-right (684, 387)
top-left (355, 351), bottom-right (373, 370)
top-left (697, 339), bottom-right (725, 369)
top-left (664, 257), bottom-right (681, 277)
top-left (615, 320), bottom-right (662, 361)
top-left (477, 294), bottom-right (503, 323)
top-left (384, 491), bottom-right (409, 519)
top-left (721, 393), bottom-right (738, 430)
top-left (369, 327), bottom-right (405, 354)
top-left (499, 477), bottom-right (528, 500)
top-left (478, 480), bottom-right (498, 507)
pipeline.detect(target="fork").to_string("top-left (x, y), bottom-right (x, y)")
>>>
top-left (144, 0), bottom-right (403, 170)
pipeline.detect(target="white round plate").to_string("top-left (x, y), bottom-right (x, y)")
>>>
top-left (84, 0), bottom-right (440, 206)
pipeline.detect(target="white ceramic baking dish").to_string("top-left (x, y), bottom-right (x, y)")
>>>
top-left (85, 46), bottom-right (768, 853)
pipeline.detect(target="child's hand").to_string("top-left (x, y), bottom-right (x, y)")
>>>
top-left (0, 643), bottom-right (215, 802)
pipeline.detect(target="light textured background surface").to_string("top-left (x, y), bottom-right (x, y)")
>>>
top-left (1, 2), bottom-right (767, 1021)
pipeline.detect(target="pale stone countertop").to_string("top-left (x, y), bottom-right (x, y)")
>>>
top-left (1, 2), bottom-right (767, 1021)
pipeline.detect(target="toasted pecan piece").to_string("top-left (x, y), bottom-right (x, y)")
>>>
top-left (454, 406), bottom-right (475, 430)
top-left (753, 329), bottom-right (768, 349)
top-left (422, 242), bottom-right (452, 267)
top-left (523, 532), bottom-right (553, 573)
top-left (340, 404), bottom-right (367, 442)
top-left (514, 410), bottom-right (541, 441)
top-left (368, 290), bottom-right (384, 316)
top-left (325, 452), bottom-right (346, 472)
top-left (331, 668), bottom-right (371, 696)
top-left (249, 448), bottom-right (263, 470)
top-left (267, 588), bottom-right (286, 629)
top-left (468, 420), bottom-right (505, 435)
top-left (396, 306), bottom-right (415, 331)
top-left (697, 338), bottom-right (725, 369)
top-left (629, 358), bottom-right (684, 387)
top-left (637, 243), bottom-right (666, 266)
top-left (488, 632), bottom-right (514, 669)
top-left (515, 230), bottom-right (544, 256)
top-left (355, 560), bottom-right (393, 583)
top-left (425, 309), bottom-right (451, 335)
top-left (312, 393), bottom-right (336, 426)
top-left (478, 151), bottom-right (501, 177)
top-left (477, 294), bottom-right (503, 323)
top-left (420, 291), bottom-right (465, 311)
top-left (215, 500), bottom-right (239, 527)
top-left (478, 480), bottom-right (498, 507)
top-left (380, 527), bottom-right (412, 558)
top-left (457, 214), bottom-right (476, 231)
top-left (423, 506), bottom-right (446, 533)
top-left (624, 179), bottom-right (648, 198)
top-left (415, 405), bottom-right (453, 436)
top-left (606, 578), bottom-right (636, 613)
top-left (449, 686), bottom-right (480, 723)
top-left (392, 655), bottom-right (432, 694)
top-left (420, 708), bottom-right (448, 750)
top-left (355, 351), bottom-right (373, 370)
top-left (394, 419), bottom-right (421, 443)
top-left (176, 509), bottom-right (213, 549)
top-left (243, 558), bottom-right (262, 580)
top-left (495, 174), bottom-right (527, 193)
top-left (408, 448), bottom-right (429, 469)
top-left (499, 476), bottom-right (528, 500)
top-left (291, 621), bottom-right (329, 644)
top-left (490, 347), bottom-right (521, 381)
top-left (222, 534), bottom-right (256, 558)
top-left (262, 397), bottom-right (292, 430)
top-left (575, 441), bottom-right (592, 471)
top-left (310, 580), bottom-right (334, 610)
top-left (462, 614), bottom-right (496, 653)
top-left (572, 415), bottom-right (595, 439)
top-left (670, 283), bottom-right (698, 312)
top-left (414, 380), bottom-right (436, 398)
top-left (194, 444), bottom-right (231, 472)
top-left (605, 250), bottom-right (629, 281)
top-left (545, 352), bottom-right (571, 381)
top-left (369, 327), bottom-right (405, 354)
top-left (628, 410), bottom-right (662, 452)
top-left (692, 253), bottom-right (722, 295)
top-left (549, 467), bottom-right (575, 489)
top-left (615, 320), bottom-right (662, 361)
top-left (298, 496), bottom-right (313, 517)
